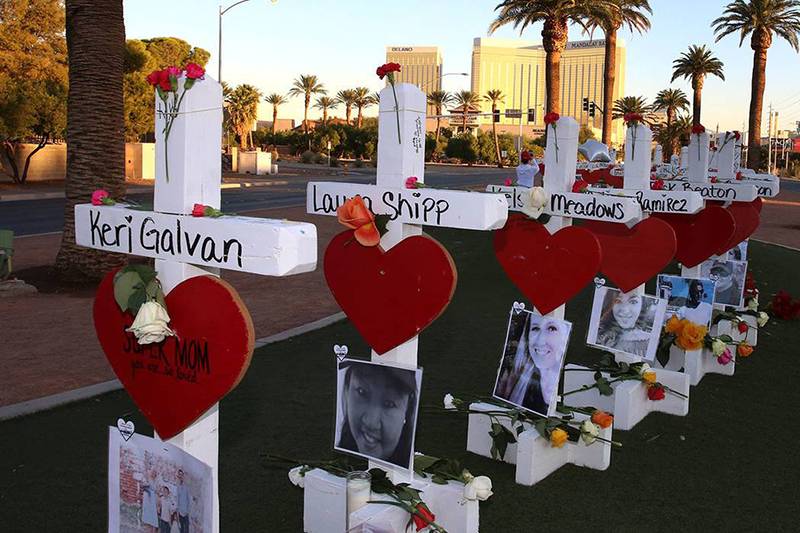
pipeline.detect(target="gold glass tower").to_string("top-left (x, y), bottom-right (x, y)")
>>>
top-left (386, 46), bottom-right (443, 116)
top-left (471, 38), bottom-right (626, 145)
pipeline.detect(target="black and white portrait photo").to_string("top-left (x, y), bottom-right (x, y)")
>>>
top-left (493, 307), bottom-right (572, 417)
top-left (700, 258), bottom-right (747, 307)
top-left (334, 359), bottom-right (422, 471)
top-left (587, 287), bottom-right (667, 361)
top-left (657, 275), bottom-right (716, 327)
top-left (727, 240), bottom-right (748, 262)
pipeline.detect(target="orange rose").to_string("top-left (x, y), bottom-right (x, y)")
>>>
top-left (675, 321), bottom-right (707, 351)
top-left (665, 314), bottom-right (684, 335)
top-left (336, 195), bottom-right (381, 247)
top-left (550, 428), bottom-right (568, 448)
top-left (737, 341), bottom-right (754, 358)
top-left (642, 371), bottom-right (657, 388)
top-left (591, 410), bottom-right (613, 429)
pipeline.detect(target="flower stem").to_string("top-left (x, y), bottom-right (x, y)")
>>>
top-left (390, 81), bottom-right (401, 144)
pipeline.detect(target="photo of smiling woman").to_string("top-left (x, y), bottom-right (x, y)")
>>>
top-left (493, 308), bottom-right (572, 417)
top-left (587, 287), bottom-right (667, 361)
top-left (334, 359), bottom-right (422, 471)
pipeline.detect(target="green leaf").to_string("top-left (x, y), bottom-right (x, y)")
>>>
top-left (597, 380), bottom-right (614, 396)
top-left (375, 214), bottom-right (391, 238)
top-left (114, 271), bottom-right (142, 313)
top-left (129, 264), bottom-right (156, 284)
top-left (555, 403), bottom-right (572, 415)
top-left (656, 344), bottom-right (671, 368)
top-left (127, 289), bottom-right (148, 315)
top-left (718, 334), bottom-right (733, 343)
top-left (431, 475), bottom-right (448, 485)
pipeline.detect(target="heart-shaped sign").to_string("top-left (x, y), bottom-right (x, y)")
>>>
top-left (117, 418), bottom-right (135, 442)
top-left (751, 197), bottom-right (763, 214)
top-left (594, 276), bottom-right (607, 289)
top-left (494, 215), bottom-right (602, 315)
top-left (333, 344), bottom-right (349, 361)
top-left (324, 230), bottom-right (457, 355)
top-left (512, 301), bottom-right (526, 313)
top-left (583, 218), bottom-right (677, 293)
top-left (651, 206), bottom-right (736, 268)
top-left (716, 202), bottom-right (760, 256)
top-left (94, 270), bottom-right (255, 439)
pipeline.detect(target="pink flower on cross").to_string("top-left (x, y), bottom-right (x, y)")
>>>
top-left (505, 178), bottom-right (513, 186)
top-left (405, 176), bottom-right (419, 189)
top-left (91, 189), bottom-right (115, 206)
top-left (717, 348), bottom-right (733, 366)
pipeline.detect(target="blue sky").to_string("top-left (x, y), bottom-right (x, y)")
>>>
top-left (124, 0), bottom-right (800, 133)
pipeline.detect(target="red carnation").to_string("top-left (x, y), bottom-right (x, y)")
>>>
top-left (692, 125), bottom-right (706, 134)
top-left (157, 69), bottom-right (172, 91)
top-left (412, 504), bottom-right (436, 532)
top-left (647, 386), bottom-right (666, 401)
top-left (544, 112), bottom-right (560, 125)
top-left (734, 131), bottom-right (741, 141)
top-left (572, 179), bottom-right (589, 193)
top-left (146, 70), bottom-right (161, 86)
top-left (710, 177), bottom-right (717, 183)
top-left (624, 113), bottom-right (643, 123)
top-left (736, 171), bottom-right (743, 180)
top-left (651, 178), bottom-right (665, 190)
top-left (184, 62), bottom-right (205, 79)
top-left (376, 62), bottom-right (401, 80)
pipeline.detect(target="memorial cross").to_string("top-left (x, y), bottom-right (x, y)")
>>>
top-left (74, 76), bottom-right (317, 532)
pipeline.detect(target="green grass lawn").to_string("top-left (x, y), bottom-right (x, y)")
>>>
top-left (1, 229), bottom-right (798, 532)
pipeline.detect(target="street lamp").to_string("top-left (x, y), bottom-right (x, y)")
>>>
top-left (218, 0), bottom-right (276, 82)
top-left (419, 72), bottom-right (469, 91)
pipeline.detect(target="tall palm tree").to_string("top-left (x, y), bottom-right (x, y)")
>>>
top-left (288, 74), bottom-right (326, 134)
top-left (369, 92), bottom-right (381, 105)
top-left (652, 88), bottom-right (690, 126)
top-left (226, 84), bottom-right (262, 149)
top-left (55, 0), bottom-right (126, 280)
top-left (451, 90), bottom-right (481, 133)
top-left (264, 93), bottom-right (287, 135)
top-left (336, 89), bottom-right (357, 125)
top-left (584, 0), bottom-right (652, 146)
top-left (489, 0), bottom-right (592, 114)
top-left (484, 89), bottom-right (506, 167)
top-left (713, 0), bottom-right (800, 170)
top-left (611, 95), bottom-right (653, 120)
top-left (427, 90), bottom-right (452, 147)
top-left (314, 96), bottom-right (338, 126)
top-left (671, 45), bottom-right (725, 127)
top-left (352, 87), bottom-right (373, 128)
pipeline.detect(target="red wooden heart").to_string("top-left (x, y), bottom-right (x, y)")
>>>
top-left (717, 202), bottom-right (760, 255)
top-left (94, 270), bottom-right (255, 439)
top-left (751, 197), bottom-right (763, 214)
top-left (576, 167), bottom-right (624, 188)
top-left (651, 206), bottom-right (736, 268)
top-left (583, 218), bottom-right (677, 293)
top-left (324, 230), bottom-right (457, 355)
top-left (494, 215), bottom-right (602, 315)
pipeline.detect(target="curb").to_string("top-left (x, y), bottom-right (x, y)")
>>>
top-left (221, 180), bottom-right (289, 189)
top-left (0, 311), bottom-right (346, 421)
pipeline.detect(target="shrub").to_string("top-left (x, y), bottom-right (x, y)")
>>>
top-left (329, 157), bottom-right (339, 167)
top-left (354, 158), bottom-right (363, 168)
top-left (300, 150), bottom-right (315, 164)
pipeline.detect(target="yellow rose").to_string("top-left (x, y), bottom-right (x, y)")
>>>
top-left (665, 314), bottom-right (684, 335)
top-left (642, 371), bottom-right (657, 388)
top-left (675, 321), bottom-right (707, 351)
top-left (550, 428), bottom-right (568, 448)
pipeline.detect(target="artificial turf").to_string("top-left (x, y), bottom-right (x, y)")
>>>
top-left (1, 228), bottom-right (798, 532)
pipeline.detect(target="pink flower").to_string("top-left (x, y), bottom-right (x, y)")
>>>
top-left (652, 179), bottom-right (665, 190)
top-left (91, 189), bottom-right (110, 206)
top-left (166, 65), bottom-right (181, 77)
top-left (505, 178), bottom-right (513, 186)
top-left (572, 179), bottom-right (589, 193)
top-left (192, 203), bottom-right (206, 217)
top-left (405, 176), bottom-right (418, 189)
top-left (717, 348), bottom-right (733, 366)
top-left (184, 62), bottom-right (205, 79)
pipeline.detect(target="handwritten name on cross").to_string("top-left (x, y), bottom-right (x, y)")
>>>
top-left (74, 75), bottom-right (317, 533)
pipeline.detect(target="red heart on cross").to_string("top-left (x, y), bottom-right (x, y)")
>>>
top-left (583, 217), bottom-right (677, 293)
top-left (493, 215), bottom-right (602, 315)
top-left (751, 197), bottom-right (763, 214)
top-left (324, 230), bottom-right (457, 355)
top-left (651, 205), bottom-right (736, 268)
top-left (94, 270), bottom-right (255, 439)
top-left (717, 202), bottom-right (760, 256)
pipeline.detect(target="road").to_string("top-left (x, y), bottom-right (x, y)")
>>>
top-left (0, 167), bottom-right (510, 237)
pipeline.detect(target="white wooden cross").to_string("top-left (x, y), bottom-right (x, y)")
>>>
top-left (303, 83), bottom-right (508, 533)
top-left (711, 132), bottom-right (780, 198)
top-left (74, 75), bottom-right (317, 533)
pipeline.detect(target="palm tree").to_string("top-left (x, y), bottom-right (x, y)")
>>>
top-left (288, 74), bottom-right (326, 134)
top-left (451, 90), bottom-right (480, 133)
top-left (226, 84), bottom-right (262, 149)
top-left (264, 93), bottom-right (287, 135)
top-left (584, 1), bottom-right (652, 146)
top-left (427, 90), bottom-right (452, 147)
top-left (611, 95), bottom-right (653, 121)
top-left (55, 0), bottom-right (126, 280)
top-left (489, 0), bottom-right (592, 114)
top-left (336, 89), bottom-right (357, 125)
top-left (353, 87), bottom-right (374, 127)
top-left (713, 0), bottom-right (800, 170)
top-left (369, 92), bottom-right (381, 105)
top-left (652, 88), bottom-right (690, 126)
top-left (314, 96), bottom-right (338, 126)
top-left (484, 89), bottom-right (506, 167)
top-left (671, 45), bottom-right (725, 127)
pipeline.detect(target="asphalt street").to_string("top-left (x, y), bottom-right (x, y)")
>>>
top-left (0, 168), bottom-right (510, 236)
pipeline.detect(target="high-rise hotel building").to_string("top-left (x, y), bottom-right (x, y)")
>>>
top-left (385, 46), bottom-right (443, 118)
top-left (471, 38), bottom-right (626, 144)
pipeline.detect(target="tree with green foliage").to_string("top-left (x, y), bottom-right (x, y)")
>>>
top-left (652, 88), bottom-right (690, 158)
top-left (484, 89), bottom-right (506, 167)
top-left (445, 133), bottom-right (479, 165)
top-left (671, 45), bottom-right (725, 126)
top-left (288, 74), bottom-right (326, 134)
top-left (226, 84), bottom-right (262, 149)
top-left (451, 90), bottom-right (480, 133)
top-left (352, 87), bottom-right (374, 128)
top-left (264, 93), bottom-right (288, 135)
top-left (611, 95), bottom-right (653, 121)
top-left (0, 0), bottom-right (68, 183)
top-left (335, 89), bottom-right (357, 125)
top-left (313, 96), bottom-right (338, 126)
top-left (427, 90), bottom-right (452, 150)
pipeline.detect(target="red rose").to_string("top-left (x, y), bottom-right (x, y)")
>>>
top-left (651, 179), bottom-right (665, 190)
top-left (544, 112), bottom-right (560, 125)
top-left (647, 386), bottom-right (666, 401)
top-left (413, 504), bottom-right (435, 532)
top-left (710, 177), bottom-right (717, 183)
top-left (192, 203), bottom-right (206, 217)
top-left (572, 179), bottom-right (589, 193)
top-left (184, 62), bottom-right (205, 79)
top-left (691, 125), bottom-right (706, 134)
top-left (157, 69), bottom-right (172, 91)
top-left (376, 66), bottom-right (386, 78)
top-left (734, 131), bottom-right (741, 140)
top-left (737, 321), bottom-right (749, 333)
top-left (146, 70), bottom-right (161, 86)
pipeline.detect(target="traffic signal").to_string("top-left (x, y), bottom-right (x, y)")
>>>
top-left (494, 109), bottom-right (500, 123)
top-left (527, 108), bottom-right (535, 122)
top-left (582, 97), bottom-right (589, 112)
top-left (589, 102), bottom-right (596, 118)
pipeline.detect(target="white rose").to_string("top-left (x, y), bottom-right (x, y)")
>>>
top-left (638, 363), bottom-right (651, 375)
top-left (757, 312), bottom-right (769, 328)
top-left (521, 187), bottom-right (548, 219)
top-left (444, 393), bottom-right (457, 410)
top-left (711, 338), bottom-right (726, 356)
top-left (288, 466), bottom-right (305, 488)
top-left (463, 476), bottom-right (493, 502)
top-left (747, 298), bottom-right (759, 310)
top-left (126, 301), bottom-right (174, 345)
top-left (580, 420), bottom-right (600, 445)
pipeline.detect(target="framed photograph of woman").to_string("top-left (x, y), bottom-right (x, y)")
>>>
top-left (587, 287), bottom-right (668, 361)
top-left (699, 258), bottom-right (747, 307)
top-left (334, 359), bottom-right (422, 471)
top-left (492, 307), bottom-right (572, 417)
top-left (657, 275), bottom-right (717, 327)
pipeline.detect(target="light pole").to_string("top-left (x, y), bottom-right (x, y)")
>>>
top-left (419, 72), bottom-right (469, 91)
top-left (219, 0), bottom-right (276, 82)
